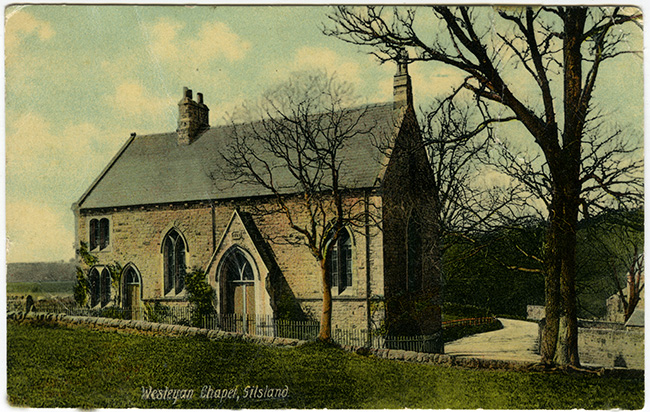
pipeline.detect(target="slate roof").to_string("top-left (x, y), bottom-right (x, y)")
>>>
top-left (77, 103), bottom-right (397, 210)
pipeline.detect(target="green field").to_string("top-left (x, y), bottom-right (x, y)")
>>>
top-left (6, 321), bottom-right (644, 409)
top-left (6, 281), bottom-right (75, 297)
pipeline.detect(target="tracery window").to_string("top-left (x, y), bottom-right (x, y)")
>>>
top-left (100, 268), bottom-right (111, 306)
top-left (89, 268), bottom-right (100, 307)
top-left (89, 218), bottom-right (110, 251)
top-left (222, 249), bottom-right (256, 316)
top-left (89, 267), bottom-right (111, 307)
top-left (163, 229), bottom-right (186, 295)
top-left (327, 229), bottom-right (353, 294)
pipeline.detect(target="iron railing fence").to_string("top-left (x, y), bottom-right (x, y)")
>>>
top-left (23, 302), bottom-right (492, 352)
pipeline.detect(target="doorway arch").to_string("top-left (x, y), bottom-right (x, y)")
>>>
top-left (219, 247), bottom-right (257, 332)
top-left (121, 264), bottom-right (142, 319)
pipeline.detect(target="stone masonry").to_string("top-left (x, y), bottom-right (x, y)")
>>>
top-left (73, 62), bottom-right (442, 350)
top-left (77, 192), bottom-right (385, 330)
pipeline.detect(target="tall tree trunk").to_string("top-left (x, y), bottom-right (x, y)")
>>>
top-left (541, 177), bottom-right (581, 366)
top-left (540, 8), bottom-right (585, 367)
top-left (318, 258), bottom-right (333, 340)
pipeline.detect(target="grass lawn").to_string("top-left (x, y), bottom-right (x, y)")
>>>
top-left (7, 321), bottom-right (644, 409)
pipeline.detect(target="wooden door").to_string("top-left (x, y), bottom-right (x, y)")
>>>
top-left (127, 284), bottom-right (141, 320)
top-left (232, 282), bottom-right (255, 332)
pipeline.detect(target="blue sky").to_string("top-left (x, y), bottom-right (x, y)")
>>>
top-left (5, 5), bottom-right (643, 262)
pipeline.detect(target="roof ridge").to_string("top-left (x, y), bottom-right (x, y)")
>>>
top-left (216, 100), bottom-right (393, 128)
top-left (130, 101), bottom-right (394, 137)
top-left (78, 101), bottom-right (398, 209)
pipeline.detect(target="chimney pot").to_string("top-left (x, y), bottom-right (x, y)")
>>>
top-left (177, 87), bottom-right (209, 145)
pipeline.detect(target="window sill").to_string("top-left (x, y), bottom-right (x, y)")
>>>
top-left (90, 303), bottom-right (113, 309)
top-left (90, 247), bottom-right (112, 253)
top-left (154, 295), bottom-right (188, 302)
top-left (331, 292), bottom-right (363, 300)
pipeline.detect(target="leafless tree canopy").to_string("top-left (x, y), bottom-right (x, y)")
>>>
top-left (326, 5), bottom-right (642, 366)
top-left (222, 73), bottom-right (376, 251)
top-left (221, 72), bottom-right (378, 340)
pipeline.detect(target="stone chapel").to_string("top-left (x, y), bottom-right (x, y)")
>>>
top-left (73, 61), bottom-right (442, 351)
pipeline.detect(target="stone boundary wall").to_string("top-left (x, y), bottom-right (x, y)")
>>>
top-left (526, 305), bottom-right (545, 321)
top-left (578, 327), bottom-right (644, 369)
top-left (535, 320), bottom-right (644, 370)
top-left (5, 311), bottom-right (597, 373)
top-left (578, 319), bottom-right (626, 330)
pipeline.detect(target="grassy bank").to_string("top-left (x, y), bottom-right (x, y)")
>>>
top-left (7, 322), bottom-right (643, 409)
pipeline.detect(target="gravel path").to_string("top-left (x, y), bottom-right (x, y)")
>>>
top-left (445, 318), bottom-right (541, 363)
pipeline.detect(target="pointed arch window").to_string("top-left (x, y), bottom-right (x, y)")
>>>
top-left (89, 267), bottom-right (111, 307)
top-left (163, 229), bottom-right (186, 295)
top-left (100, 268), bottom-right (111, 307)
top-left (89, 268), bottom-right (100, 307)
top-left (328, 229), bottom-right (353, 294)
top-left (89, 220), bottom-right (99, 251)
top-left (99, 218), bottom-right (110, 250)
top-left (89, 217), bottom-right (110, 251)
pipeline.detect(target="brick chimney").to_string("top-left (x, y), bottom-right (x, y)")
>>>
top-left (393, 49), bottom-right (413, 111)
top-left (177, 87), bottom-right (209, 145)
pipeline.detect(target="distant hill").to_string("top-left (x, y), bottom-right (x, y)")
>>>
top-left (7, 262), bottom-right (77, 283)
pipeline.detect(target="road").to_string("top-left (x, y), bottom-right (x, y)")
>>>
top-left (445, 318), bottom-right (541, 363)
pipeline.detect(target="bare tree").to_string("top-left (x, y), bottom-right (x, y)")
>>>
top-left (221, 72), bottom-right (376, 341)
top-left (488, 117), bottom-right (642, 219)
top-left (422, 98), bottom-right (529, 239)
top-left (326, 6), bottom-right (641, 366)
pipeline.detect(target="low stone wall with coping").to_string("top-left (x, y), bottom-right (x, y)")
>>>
top-left (535, 318), bottom-right (644, 370)
top-left (7, 311), bottom-right (607, 373)
top-left (578, 326), bottom-right (644, 369)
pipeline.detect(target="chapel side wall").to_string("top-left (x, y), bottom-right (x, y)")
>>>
top-left (367, 195), bottom-right (386, 330)
top-left (381, 108), bottom-right (442, 340)
top-left (77, 192), bottom-right (384, 330)
top-left (77, 203), bottom-right (222, 303)
top-left (243, 192), bottom-right (384, 330)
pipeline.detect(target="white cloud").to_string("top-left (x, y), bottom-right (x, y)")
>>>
top-left (270, 46), bottom-right (363, 87)
top-left (190, 21), bottom-right (251, 62)
top-left (5, 8), bottom-right (56, 94)
top-left (145, 18), bottom-right (250, 65)
top-left (104, 81), bottom-right (175, 119)
top-left (295, 47), bottom-right (360, 81)
top-left (146, 18), bottom-right (184, 61)
top-left (6, 201), bottom-right (75, 263)
top-left (5, 111), bottom-right (134, 262)
top-left (6, 111), bottom-right (128, 206)
top-left (474, 167), bottom-right (513, 189)
top-left (366, 55), bottom-right (394, 103)
top-left (5, 7), bottom-right (55, 58)
top-left (5, 112), bottom-right (114, 175)
top-left (411, 63), bottom-right (467, 102)
top-left (214, 96), bottom-right (248, 125)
